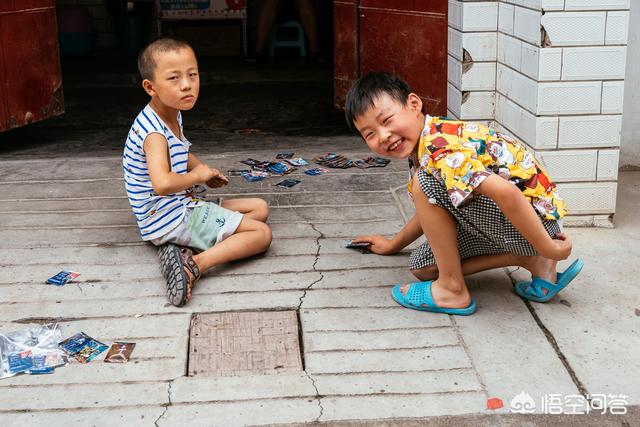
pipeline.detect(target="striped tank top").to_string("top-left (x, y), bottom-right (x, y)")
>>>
top-left (123, 105), bottom-right (205, 241)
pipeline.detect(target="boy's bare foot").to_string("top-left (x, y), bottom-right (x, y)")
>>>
top-left (399, 280), bottom-right (472, 309)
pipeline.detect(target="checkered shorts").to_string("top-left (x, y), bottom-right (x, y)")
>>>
top-left (408, 170), bottom-right (562, 271)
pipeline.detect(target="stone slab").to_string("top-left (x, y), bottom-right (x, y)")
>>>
top-left (188, 311), bottom-right (302, 376)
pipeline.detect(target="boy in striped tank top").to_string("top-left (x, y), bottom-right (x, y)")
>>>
top-left (123, 38), bottom-right (272, 306)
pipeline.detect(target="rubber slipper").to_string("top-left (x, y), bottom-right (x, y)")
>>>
top-left (391, 281), bottom-right (477, 316)
top-left (515, 258), bottom-right (584, 303)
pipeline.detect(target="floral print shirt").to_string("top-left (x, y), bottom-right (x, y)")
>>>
top-left (408, 116), bottom-right (566, 220)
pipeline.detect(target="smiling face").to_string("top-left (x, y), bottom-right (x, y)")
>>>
top-left (143, 47), bottom-right (200, 113)
top-left (353, 92), bottom-right (425, 160)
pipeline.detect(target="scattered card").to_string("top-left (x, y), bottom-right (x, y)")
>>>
top-left (104, 342), bottom-right (136, 363)
top-left (241, 171), bottom-right (269, 182)
top-left (275, 179), bottom-right (301, 188)
top-left (276, 152), bottom-right (294, 159)
top-left (286, 157), bottom-right (309, 166)
top-left (267, 161), bottom-right (296, 175)
top-left (304, 168), bottom-right (328, 176)
top-left (240, 158), bottom-right (262, 166)
top-left (227, 169), bottom-right (250, 177)
top-left (46, 271), bottom-right (80, 286)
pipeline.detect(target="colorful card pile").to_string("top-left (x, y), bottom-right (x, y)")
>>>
top-left (266, 161), bottom-right (297, 175)
top-left (59, 332), bottom-right (108, 364)
top-left (286, 157), bottom-right (309, 166)
top-left (314, 153), bottom-right (353, 169)
top-left (354, 156), bottom-right (391, 168)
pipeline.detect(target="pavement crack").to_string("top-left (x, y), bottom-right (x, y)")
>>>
top-left (297, 223), bottom-right (324, 310)
top-left (154, 377), bottom-right (176, 427)
top-left (305, 370), bottom-right (325, 422)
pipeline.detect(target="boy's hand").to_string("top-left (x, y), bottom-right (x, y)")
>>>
top-left (540, 233), bottom-right (572, 261)
top-left (352, 235), bottom-right (398, 255)
top-left (205, 168), bottom-right (229, 188)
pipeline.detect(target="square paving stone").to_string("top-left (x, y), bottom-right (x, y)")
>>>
top-left (188, 311), bottom-right (303, 376)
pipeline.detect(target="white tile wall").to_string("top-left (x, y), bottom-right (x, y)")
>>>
top-left (514, 6), bottom-right (542, 45)
top-left (541, 12), bottom-right (606, 46)
top-left (449, 0), bottom-right (463, 31)
top-left (538, 48), bottom-right (562, 80)
top-left (536, 150), bottom-right (598, 181)
top-left (464, 33), bottom-right (498, 61)
top-left (536, 117), bottom-right (560, 149)
top-left (556, 182), bottom-right (618, 214)
top-left (597, 150), bottom-right (620, 180)
top-left (462, 2), bottom-right (499, 32)
top-left (541, 0), bottom-right (564, 11)
top-left (497, 64), bottom-right (539, 113)
top-left (448, 55), bottom-right (462, 89)
top-left (562, 47), bottom-right (627, 80)
top-left (520, 43), bottom-right (540, 79)
top-left (605, 11), bottom-right (630, 45)
top-left (497, 33), bottom-right (522, 69)
top-left (601, 81), bottom-right (625, 114)
top-left (463, 63), bottom-right (498, 91)
top-left (495, 94), bottom-right (559, 149)
top-left (558, 115), bottom-right (622, 148)
top-left (564, 0), bottom-right (629, 10)
top-left (537, 81), bottom-right (602, 115)
top-left (448, 83), bottom-right (496, 120)
top-left (499, 3), bottom-right (515, 34)
top-left (448, 28), bottom-right (464, 61)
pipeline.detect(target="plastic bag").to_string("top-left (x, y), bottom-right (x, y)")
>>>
top-left (0, 323), bottom-right (67, 378)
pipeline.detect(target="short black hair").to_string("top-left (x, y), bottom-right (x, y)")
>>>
top-left (137, 37), bottom-right (194, 80)
top-left (344, 72), bottom-right (412, 132)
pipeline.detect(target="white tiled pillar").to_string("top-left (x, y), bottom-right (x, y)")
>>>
top-left (491, 0), bottom-right (629, 225)
top-left (447, 0), bottom-right (498, 122)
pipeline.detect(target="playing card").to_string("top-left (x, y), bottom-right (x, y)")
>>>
top-left (241, 171), bottom-right (269, 182)
top-left (227, 169), bottom-right (250, 176)
top-left (46, 271), bottom-right (80, 286)
top-left (275, 179), bottom-right (301, 188)
top-left (104, 342), bottom-right (136, 363)
top-left (240, 158), bottom-right (262, 166)
top-left (286, 158), bottom-right (309, 166)
top-left (304, 168), bottom-right (328, 176)
top-left (276, 152), bottom-right (294, 159)
top-left (345, 240), bottom-right (372, 249)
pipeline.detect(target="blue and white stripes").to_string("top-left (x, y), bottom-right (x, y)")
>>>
top-left (123, 105), bottom-right (205, 241)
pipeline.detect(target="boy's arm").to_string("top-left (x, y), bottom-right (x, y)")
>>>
top-left (187, 152), bottom-right (204, 171)
top-left (144, 134), bottom-right (215, 196)
top-left (475, 174), bottom-right (571, 260)
top-left (353, 214), bottom-right (423, 255)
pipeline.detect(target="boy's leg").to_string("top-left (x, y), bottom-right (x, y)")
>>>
top-left (407, 174), bottom-right (472, 309)
top-left (221, 198), bottom-right (269, 222)
top-left (192, 216), bottom-right (272, 273)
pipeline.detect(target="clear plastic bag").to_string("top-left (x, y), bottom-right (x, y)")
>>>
top-left (0, 323), bottom-right (67, 378)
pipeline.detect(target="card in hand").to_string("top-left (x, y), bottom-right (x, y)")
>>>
top-left (345, 240), bottom-right (372, 249)
top-left (275, 178), bottom-right (301, 188)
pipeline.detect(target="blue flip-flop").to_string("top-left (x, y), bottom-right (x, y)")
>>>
top-left (391, 281), bottom-right (477, 315)
top-left (515, 258), bottom-right (584, 303)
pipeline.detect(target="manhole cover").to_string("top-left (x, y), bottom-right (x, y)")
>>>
top-left (188, 311), bottom-right (303, 376)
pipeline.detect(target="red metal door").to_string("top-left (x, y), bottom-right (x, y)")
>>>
top-left (0, 0), bottom-right (64, 132)
top-left (334, 0), bottom-right (448, 115)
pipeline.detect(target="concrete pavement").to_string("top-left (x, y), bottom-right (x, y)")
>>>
top-left (0, 140), bottom-right (638, 426)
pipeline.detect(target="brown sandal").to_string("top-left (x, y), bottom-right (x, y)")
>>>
top-left (158, 244), bottom-right (201, 307)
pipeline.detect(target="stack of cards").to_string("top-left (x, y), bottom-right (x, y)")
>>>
top-left (314, 153), bottom-right (353, 169)
top-left (354, 156), bottom-right (391, 169)
top-left (266, 161), bottom-right (297, 175)
top-left (275, 179), bottom-right (301, 188)
top-left (58, 332), bottom-right (108, 364)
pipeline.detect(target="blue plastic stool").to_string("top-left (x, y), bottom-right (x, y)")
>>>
top-left (269, 20), bottom-right (306, 57)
